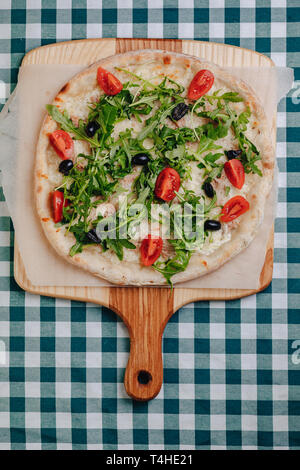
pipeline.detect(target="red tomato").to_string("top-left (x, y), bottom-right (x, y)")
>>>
top-left (187, 69), bottom-right (214, 100)
top-left (220, 196), bottom-right (250, 223)
top-left (97, 67), bottom-right (123, 96)
top-left (51, 191), bottom-right (69, 223)
top-left (154, 168), bottom-right (181, 202)
top-left (49, 130), bottom-right (74, 160)
top-left (224, 159), bottom-right (245, 189)
top-left (140, 235), bottom-right (163, 266)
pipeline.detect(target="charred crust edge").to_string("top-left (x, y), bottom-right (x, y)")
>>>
top-left (59, 82), bottom-right (70, 94)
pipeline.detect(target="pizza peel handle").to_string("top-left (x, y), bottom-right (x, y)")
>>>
top-left (109, 287), bottom-right (174, 401)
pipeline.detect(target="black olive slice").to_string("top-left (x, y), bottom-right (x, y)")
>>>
top-left (59, 159), bottom-right (74, 175)
top-left (202, 181), bottom-right (215, 198)
top-left (171, 102), bottom-right (189, 121)
top-left (225, 149), bottom-right (242, 160)
top-left (132, 153), bottom-right (150, 165)
top-left (85, 121), bottom-right (100, 137)
top-left (204, 220), bottom-right (221, 231)
top-left (86, 228), bottom-right (101, 243)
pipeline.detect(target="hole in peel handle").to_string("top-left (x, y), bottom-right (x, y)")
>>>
top-left (124, 331), bottom-right (164, 402)
top-left (138, 370), bottom-right (152, 385)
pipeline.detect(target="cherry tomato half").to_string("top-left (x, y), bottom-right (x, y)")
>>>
top-left (49, 130), bottom-right (74, 160)
top-left (140, 235), bottom-right (163, 266)
top-left (97, 67), bottom-right (123, 96)
top-left (187, 69), bottom-right (214, 101)
top-left (220, 196), bottom-right (250, 223)
top-left (51, 190), bottom-right (69, 224)
top-left (154, 167), bottom-right (181, 202)
top-left (224, 159), bottom-right (245, 189)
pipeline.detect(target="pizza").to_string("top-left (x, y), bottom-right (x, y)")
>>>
top-left (35, 50), bottom-right (274, 286)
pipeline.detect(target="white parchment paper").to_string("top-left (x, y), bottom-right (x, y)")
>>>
top-left (0, 64), bottom-right (293, 288)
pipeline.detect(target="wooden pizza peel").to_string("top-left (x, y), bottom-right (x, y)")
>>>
top-left (14, 38), bottom-right (275, 400)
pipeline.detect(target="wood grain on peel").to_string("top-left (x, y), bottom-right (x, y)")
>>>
top-left (116, 38), bottom-right (182, 54)
top-left (109, 287), bottom-right (174, 401)
top-left (22, 38), bottom-right (116, 66)
top-left (259, 247), bottom-right (274, 289)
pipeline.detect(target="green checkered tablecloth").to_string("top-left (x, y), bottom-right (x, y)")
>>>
top-left (0, 0), bottom-right (299, 451)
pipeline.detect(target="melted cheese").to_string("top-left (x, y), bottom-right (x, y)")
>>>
top-left (196, 223), bottom-right (231, 255)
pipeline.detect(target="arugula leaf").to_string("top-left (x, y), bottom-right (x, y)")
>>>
top-left (115, 67), bottom-right (157, 89)
top-left (168, 189), bottom-right (217, 254)
top-left (69, 241), bottom-right (83, 257)
top-left (236, 106), bottom-right (251, 131)
top-left (129, 93), bottom-right (159, 116)
top-left (46, 105), bottom-right (98, 147)
top-left (165, 144), bottom-right (185, 161)
top-left (119, 239), bottom-right (136, 249)
top-left (193, 104), bottom-right (235, 140)
top-left (137, 101), bottom-right (178, 141)
top-left (115, 68), bottom-right (185, 96)
top-left (103, 237), bottom-right (137, 261)
top-left (206, 166), bottom-right (224, 181)
top-left (137, 119), bottom-right (160, 141)
top-left (156, 125), bottom-right (201, 151)
top-left (105, 239), bottom-right (124, 261)
top-left (197, 135), bottom-right (223, 155)
top-left (153, 244), bottom-right (192, 286)
top-left (204, 90), bottom-right (243, 104)
top-left (203, 121), bottom-right (230, 140)
top-left (197, 151), bottom-right (223, 171)
top-left (99, 103), bottom-right (118, 133)
top-left (134, 187), bottom-right (151, 205)
top-left (217, 92), bottom-right (243, 102)
top-left (229, 106), bottom-right (263, 176)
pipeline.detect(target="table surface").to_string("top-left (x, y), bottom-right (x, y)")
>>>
top-left (0, 0), bottom-right (299, 450)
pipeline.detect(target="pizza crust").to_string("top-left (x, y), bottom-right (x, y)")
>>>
top-left (35, 50), bottom-right (274, 285)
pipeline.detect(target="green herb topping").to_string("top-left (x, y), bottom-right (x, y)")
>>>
top-left (46, 67), bottom-right (262, 285)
